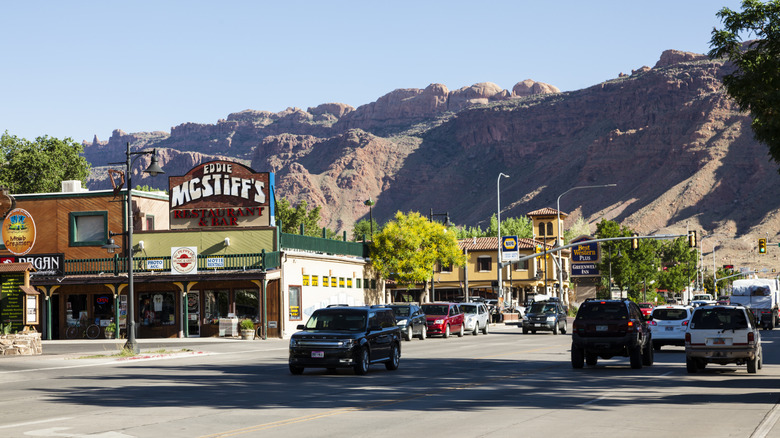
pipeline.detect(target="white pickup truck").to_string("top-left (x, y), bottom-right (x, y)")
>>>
top-left (690, 293), bottom-right (717, 307)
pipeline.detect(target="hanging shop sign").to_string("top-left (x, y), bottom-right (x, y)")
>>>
top-left (168, 161), bottom-right (274, 229)
top-left (1, 208), bottom-right (36, 256)
top-left (171, 247), bottom-right (198, 275)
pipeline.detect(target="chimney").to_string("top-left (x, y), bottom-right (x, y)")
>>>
top-left (61, 181), bottom-right (86, 193)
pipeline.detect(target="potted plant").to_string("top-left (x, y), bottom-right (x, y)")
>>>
top-left (240, 319), bottom-right (255, 340)
top-left (104, 322), bottom-right (116, 339)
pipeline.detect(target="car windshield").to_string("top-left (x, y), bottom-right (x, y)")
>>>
top-left (576, 302), bottom-right (627, 320)
top-left (639, 303), bottom-right (652, 309)
top-left (529, 303), bottom-right (557, 313)
top-left (304, 309), bottom-right (367, 331)
top-left (389, 306), bottom-right (410, 317)
top-left (460, 304), bottom-right (478, 314)
top-left (693, 295), bottom-right (712, 301)
top-left (690, 308), bottom-right (748, 330)
top-left (422, 304), bottom-right (450, 316)
top-left (652, 308), bottom-right (689, 320)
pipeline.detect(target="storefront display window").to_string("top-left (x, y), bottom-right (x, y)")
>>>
top-left (235, 289), bottom-right (259, 320)
top-left (93, 294), bottom-right (114, 326)
top-left (205, 289), bottom-right (229, 322)
top-left (139, 292), bottom-right (176, 326)
top-left (66, 294), bottom-right (87, 326)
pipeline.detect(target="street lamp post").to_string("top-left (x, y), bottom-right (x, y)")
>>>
top-left (497, 173), bottom-right (509, 307)
top-left (363, 198), bottom-right (375, 238)
top-left (429, 209), bottom-right (450, 302)
top-left (556, 184), bottom-right (616, 300)
top-left (102, 142), bottom-right (164, 353)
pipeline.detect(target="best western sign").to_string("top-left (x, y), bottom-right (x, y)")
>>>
top-left (169, 161), bottom-right (274, 229)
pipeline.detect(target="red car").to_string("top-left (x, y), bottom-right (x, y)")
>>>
top-left (421, 302), bottom-right (465, 338)
top-left (638, 302), bottom-right (655, 319)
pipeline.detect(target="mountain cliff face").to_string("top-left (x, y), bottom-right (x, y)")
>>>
top-left (83, 50), bottom-right (780, 269)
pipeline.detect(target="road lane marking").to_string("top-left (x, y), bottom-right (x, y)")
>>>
top-left (580, 394), bottom-right (609, 406)
top-left (0, 417), bottom-right (73, 429)
top-left (752, 401), bottom-right (780, 438)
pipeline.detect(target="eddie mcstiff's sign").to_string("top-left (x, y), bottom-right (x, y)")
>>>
top-left (168, 161), bottom-right (274, 229)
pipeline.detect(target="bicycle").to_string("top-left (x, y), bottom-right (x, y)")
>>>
top-left (65, 321), bottom-right (101, 339)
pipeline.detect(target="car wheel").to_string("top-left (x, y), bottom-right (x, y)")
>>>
top-left (629, 345), bottom-right (643, 369)
top-left (289, 364), bottom-right (304, 375)
top-left (405, 326), bottom-right (413, 342)
top-left (353, 347), bottom-right (370, 375)
top-left (560, 321), bottom-right (567, 335)
top-left (522, 326), bottom-right (528, 334)
top-left (443, 325), bottom-right (451, 338)
top-left (758, 346), bottom-right (763, 369)
top-left (586, 353), bottom-right (598, 366)
top-left (483, 322), bottom-right (489, 335)
top-left (473, 324), bottom-right (479, 336)
top-left (552, 322), bottom-right (559, 335)
top-left (385, 343), bottom-right (400, 371)
top-left (748, 354), bottom-right (758, 374)
top-left (653, 342), bottom-right (661, 351)
top-left (531, 330), bottom-right (536, 334)
top-left (458, 324), bottom-right (464, 337)
top-left (686, 356), bottom-right (698, 373)
top-left (642, 339), bottom-right (654, 366)
top-left (571, 343), bottom-right (584, 369)
top-left (419, 326), bottom-right (427, 340)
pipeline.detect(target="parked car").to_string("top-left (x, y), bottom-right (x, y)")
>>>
top-left (571, 298), bottom-right (653, 369)
top-left (638, 302), bottom-right (655, 319)
top-left (385, 303), bottom-right (427, 341)
top-left (685, 304), bottom-right (762, 374)
top-left (648, 305), bottom-right (693, 350)
top-left (288, 306), bottom-right (402, 375)
top-left (460, 302), bottom-right (490, 335)
top-left (421, 302), bottom-right (465, 338)
top-left (522, 301), bottom-right (567, 335)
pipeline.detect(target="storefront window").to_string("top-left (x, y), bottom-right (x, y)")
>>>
top-left (205, 289), bottom-right (229, 322)
top-left (289, 285), bottom-right (301, 321)
top-left (139, 292), bottom-right (176, 326)
top-left (66, 294), bottom-right (87, 326)
top-left (94, 294), bottom-right (114, 325)
top-left (235, 289), bottom-right (259, 320)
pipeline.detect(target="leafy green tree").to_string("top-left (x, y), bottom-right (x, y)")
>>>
top-left (454, 214), bottom-right (532, 239)
top-left (710, 0), bottom-right (780, 167)
top-left (564, 217), bottom-right (592, 243)
top-left (352, 218), bottom-right (378, 241)
top-left (275, 198), bottom-right (322, 236)
top-left (0, 132), bottom-right (91, 194)
top-left (370, 211), bottom-right (466, 289)
top-left (656, 237), bottom-right (698, 298)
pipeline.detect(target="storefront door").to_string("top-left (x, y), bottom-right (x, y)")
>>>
top-left (187, 292), bottom-right (200, 337)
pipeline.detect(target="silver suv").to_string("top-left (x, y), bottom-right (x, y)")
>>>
top-left (685, 305), bottom-right (762, 374)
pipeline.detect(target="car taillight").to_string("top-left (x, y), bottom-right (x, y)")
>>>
top-left (573, 320), bottom-right (581, 331)
top-left (748, 332), bottom-right (755, 344)
top-left (682, 320), bottom-right (689, 326)
top-left (625, 320), bottom-right (636, 332)
top-left (648, 320), bottom-right (656, 326)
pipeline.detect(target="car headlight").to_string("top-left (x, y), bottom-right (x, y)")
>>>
top-left (434, 319), bottom-right (444, 324)
top-left (546, 316), bottom-right (556, 322)
top-left (396, 319), bottom-right (408, 326)
top-left (290, 338), bottom-right (299, 347)
top-left (339, 339), bottom-right (355, 349)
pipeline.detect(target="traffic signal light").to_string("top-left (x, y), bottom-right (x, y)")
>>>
top-left (759, 238), bottom-right (767, 254)
top-left (631, 233), bottom-right (638, 250)
top-left (688, 230), bottom-right (697, 248)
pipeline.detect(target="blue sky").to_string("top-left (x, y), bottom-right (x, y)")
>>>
top-left (1, 0), bottom-right (745, 143)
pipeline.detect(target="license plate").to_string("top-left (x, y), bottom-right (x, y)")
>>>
top-left (596, 325), bottom-right (608, 331)
top-left (665, 327), bottom-right (674, 331)
top-left (311, 351), bottom-right (324, 358)
top-left (535, 323), bottom-right (544, 327)
top-left (713, 339), bottom-right (725, 345)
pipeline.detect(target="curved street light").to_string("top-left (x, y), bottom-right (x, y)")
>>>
top-left (497, 173), bottom-right (509, 306)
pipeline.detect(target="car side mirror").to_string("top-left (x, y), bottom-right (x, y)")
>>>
top-left (297, 324), bottom-right (305, 330)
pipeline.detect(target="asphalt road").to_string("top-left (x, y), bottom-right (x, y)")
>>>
top-left (1, 323), bottom-right (779, 438)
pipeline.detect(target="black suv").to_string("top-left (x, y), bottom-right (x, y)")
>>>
top-left (522, 300), bottom-right (567, 335)
top-left (288, 306), bottom-right (401, 375)
top-left (571, 298), bottom-right (653, 369)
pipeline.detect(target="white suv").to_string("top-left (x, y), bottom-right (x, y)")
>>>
top-left (649, 305), bottom-right (693, 350)
top-left (685, 305), bottom-right (762, 374)
top-left (460, 302), bottom-right (490, 335)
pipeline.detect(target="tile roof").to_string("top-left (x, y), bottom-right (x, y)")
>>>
top-left (458, 236), bottom-right (566, 253)
top-left (526, 207), bottom-right (567, 218)
top-left (0, 262), bottom-right (34, 273)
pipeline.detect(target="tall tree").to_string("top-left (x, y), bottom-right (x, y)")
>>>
top-left (275, 198), bottom-right (322, 236)
top-left (351, 218), bottom-right (378, 241)
top-left (710, 0), bottom-right (780, 168)
top-left (370, 211), bottom-right (466, 288)
top-left (0, 132), bottom-right (91, 194)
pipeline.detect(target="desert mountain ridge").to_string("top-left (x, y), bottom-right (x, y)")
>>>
top-left (82, 49), bottom-right (780, 273)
